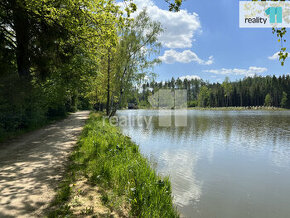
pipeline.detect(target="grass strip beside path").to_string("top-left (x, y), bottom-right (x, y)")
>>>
top-left (48, 113), bottom-right (178, 217)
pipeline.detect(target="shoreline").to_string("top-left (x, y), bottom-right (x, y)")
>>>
top-left (48, 112), bottom-right (179, 217)
top-left (120, 106), bottom-right (289, 111)
top-left (187, 106), bottom-right (289, 111)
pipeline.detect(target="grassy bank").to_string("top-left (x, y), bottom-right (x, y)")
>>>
top-left (48, 113), bottom-right (178, 217)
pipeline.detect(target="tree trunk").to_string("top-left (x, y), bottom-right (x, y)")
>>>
top-left (106, 51), bottom-right (111, 116)
top-left (108, 65), bottom-right (129, 117)
top-left (12, 0), bottom-right (30, 79)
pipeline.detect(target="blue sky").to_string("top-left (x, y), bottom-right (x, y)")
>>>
top-left (132, 0), bottom-right (290, 83)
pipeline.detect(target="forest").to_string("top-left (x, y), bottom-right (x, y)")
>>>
top-left (0, 0), bottom-right (167, 139)
top-left (132, 75), bottom-right (290, 108)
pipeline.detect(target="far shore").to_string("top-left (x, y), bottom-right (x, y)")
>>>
top-left (187, 106), bottom-right (289, 111)
top-left (123, 106), bottom-right (289, 111)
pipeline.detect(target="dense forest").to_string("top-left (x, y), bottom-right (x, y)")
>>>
top-left (0, 0), bottom-right (166, 139)
top-left (131, 75), bottom-right (290, 108)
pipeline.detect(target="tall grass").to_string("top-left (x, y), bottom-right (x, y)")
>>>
top-left (50, 113), bottom-right (179, 217)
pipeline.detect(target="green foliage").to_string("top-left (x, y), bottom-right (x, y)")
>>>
top-left (188, 100), bottom-right (198, 107)
top-left (0, 0), bottom-right (154, 139)
top-left (130, 75), bottom-right (290, 109)
top-left (93, 9), bottom-right (163, 116)
top-left (222, 77), bottom-right (233, 106)
top-left (273, 28), bottom-right (288, 66)
top-left (198, 86), bottom-right (210, 107)
top-left (264, 93), bottom-right (272, 107)
top-left (165, 0), bottom-right (183, 12)
top-left (281, 91), bottom-right (288, 108)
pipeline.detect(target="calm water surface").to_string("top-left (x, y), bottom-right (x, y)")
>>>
top-left (117, 110), bottom-right (290, 218)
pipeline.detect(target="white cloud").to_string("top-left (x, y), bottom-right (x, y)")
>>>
top-left (130, 0), bottom-right (201, 49)
top-left (203, 66), bottom-right (267, 77)
top-left (179, 75), bottom-right (201, 81)
top-left (159, 49), bottom-right (214, 65)
top-left (268, 52), bottom-right (280, 60)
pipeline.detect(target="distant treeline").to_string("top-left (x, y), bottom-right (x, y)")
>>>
top-left (129, 75), bottom-right (290, 109)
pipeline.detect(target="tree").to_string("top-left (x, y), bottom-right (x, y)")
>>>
top-left (0, 0), bottom-right (133, 136)
top-left (222, 77), bottom-right (233, 106)
top-left (281, 91), bottom-right (288, 108)
top-left (198, 86), bottom-right (210, 107)
top-left (105, 10), bottom-right (163, 116)
top-left (0, 0), bottom-right (123, 80)
top-left (264, 93), bottom-right (272, 107)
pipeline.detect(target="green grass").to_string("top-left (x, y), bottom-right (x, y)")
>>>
top-left (48, 113), bottom-right (179, 217)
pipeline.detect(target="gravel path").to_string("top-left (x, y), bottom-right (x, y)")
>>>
top-left (0, 111), bottom-right (90, 218)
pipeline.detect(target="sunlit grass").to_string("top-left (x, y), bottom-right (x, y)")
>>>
top-left (48, 113), bottom-right (179, 217)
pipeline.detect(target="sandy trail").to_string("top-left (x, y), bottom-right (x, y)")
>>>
top-left (0, 111), bottom-right (90, 218)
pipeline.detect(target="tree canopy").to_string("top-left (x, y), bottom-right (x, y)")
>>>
top-left (0, 0), bottom-right (163, 139)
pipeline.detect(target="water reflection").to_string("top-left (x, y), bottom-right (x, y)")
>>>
top-left (118, 110), bottom-right (290, 146)
top-left (117, 110), bottom-right (290, 218)
top-left (160, 149), bottom-right (202, 207)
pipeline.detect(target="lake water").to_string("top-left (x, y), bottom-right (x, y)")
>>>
top-left (117, 109), bottom-right (290, 218)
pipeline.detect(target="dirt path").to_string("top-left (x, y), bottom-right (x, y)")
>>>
top-left (0, 111), bottom-right (90, 218)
